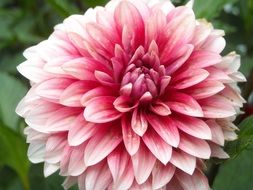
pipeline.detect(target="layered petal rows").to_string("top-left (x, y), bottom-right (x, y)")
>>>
top-left (16, 0), bottom-right (246, 189)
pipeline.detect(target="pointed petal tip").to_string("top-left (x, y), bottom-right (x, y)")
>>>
top-left (44, 163), bottom-right (59, 177)
top-left (186, 0), bottom-right (194, 9)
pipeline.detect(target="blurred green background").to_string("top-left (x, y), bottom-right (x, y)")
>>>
top-left (0, 0), bottom-right (253, 189)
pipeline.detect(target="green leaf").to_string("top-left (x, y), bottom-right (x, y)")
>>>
top-left (46, 0), bottom-right (79, 17)
top-left (239, 0), bottom-right (253, 34)
top-left (0, 54), bottom-right (25, 73)
top-left (13, 15), bottom-right (44, 45)
top-left (213, 116), bottom-right (253, 189)
top-left (29, 164), bottom-right (62, 190)
top-left (193, 0), bottom-right (239, 20)
top-left (0, 72), bottom-right (27, 130)
top-left (84, 0), bottom-right (108, 7)
top-left (213, 143), bottom-right (253, 190)
top-left (240, 56), bottom-right (253, 76)
top-left (0, 167), bottom-right (23, 190)
top-left (0, 123), bottom-right (30, 190)
top-left (213, 20), bottom-right (237, 34)
top-left (29, 164), bottom-right (78, 190)
top-left (0, 9), bottom-right (22, 41)
top-left (0, 0), bottom-right (9, 7)
top-left (226, 116), bottom-right (253, 159)
top-left (5, 178), bottom-right (23, 190)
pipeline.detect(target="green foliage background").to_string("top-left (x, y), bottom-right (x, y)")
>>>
top-left (0, 0), bottom-right (252, 189)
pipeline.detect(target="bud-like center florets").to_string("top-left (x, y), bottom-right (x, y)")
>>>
top-left (120, 45), bottom-right (170, 102)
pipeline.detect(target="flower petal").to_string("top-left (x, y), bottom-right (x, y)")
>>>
top-left (165, 92), bottom-right (203, 117)
top-left (107, 148), bottom-right (134, 189)
top-left (84, 96), bottom-right (122, 123)
top-left (206, 119), bottom-right (225, 146)
top-left (129, 179), bottom-right (152, 190)
top-left (62, 57), bottom-right (108, 81)
top-left (45, 107), bottom-right (81, 132)
top-left (150, 100), bottom-right (171, 116)
top-left (179, 134), bottom-right (211, 159)
top-left (164, 44), bottom-right (194, 75)
top-left (113, 95), bottom-right (138, 112)
top-left (17, 60), bottom-right (51, 83)
top-left (209, 142), bottom-right (229, 159)
top-left (143, 129), bottom-right (172, 165)
top-left (114, 1), bottom-right (144, 51)
top-left (35, 78), bottom-right (75, 101)
top-left (68, 144), bottom-right (87, 176)
top-left (131, 143), bottom-right (156, 184)
top-left (187, 50), bottom-right (222, 68)
top-left (170, 149), bottom-right (196, 175)
top-left (171, 69), bottom-right (209, 89)
top-left (173, 115), bottom-right (212, 140)
top-left (83, 161), bottom-right (113, 190)
top-left (44, 162), bottom-right (59, 177)
top-left (27, 143), bottom-right (45, 163)
top-left (45, 135), bottom-right (66, 164)
top-left (81, 86), bottom-right (114, 106)
top-left (68, 114), bottom-right (99, 146)
top-left (206, 67), bottom-right (233, 83)
top-left (201, 31), bottom-right (226, 54)
top-left (152, 162), bottom-right (175, 189)
top-left (94, 70), bottom-right (117, 87)
top-left (62, 176), bottom-right (77, 190)
top-left (147, 114), bottom-right (180, 147)
top-left (220, 85), bottom-right (246, 107)
top-left (84, 127), bottom-right (122, 166)
top-left (176, 169), bottom-right (209, 190)
top-left (185, 80), bottom-right (225, 99)
top-left (162, 7), bottom-right (195, 58)
top-left (131, 108), bottom-right (148, 136)
top-left (60, 81), bottom-right (97, 107)
top-left (122, 115), bottom-right (140, 156)
top-left (199, 95), bottom-right (236, 118)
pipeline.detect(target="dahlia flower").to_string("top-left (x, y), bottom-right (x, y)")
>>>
top-left (16, 0), bottom-right (246, 189)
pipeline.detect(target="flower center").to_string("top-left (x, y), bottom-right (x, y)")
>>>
top-left (120, 46), bottom-right (169, 102)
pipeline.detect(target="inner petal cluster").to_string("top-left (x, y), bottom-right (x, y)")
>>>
top-left (121, 43), bottom-right (168, 101)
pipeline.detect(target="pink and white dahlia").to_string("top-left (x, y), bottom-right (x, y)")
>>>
top-left (16, 0), bottom-right (246, 189)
